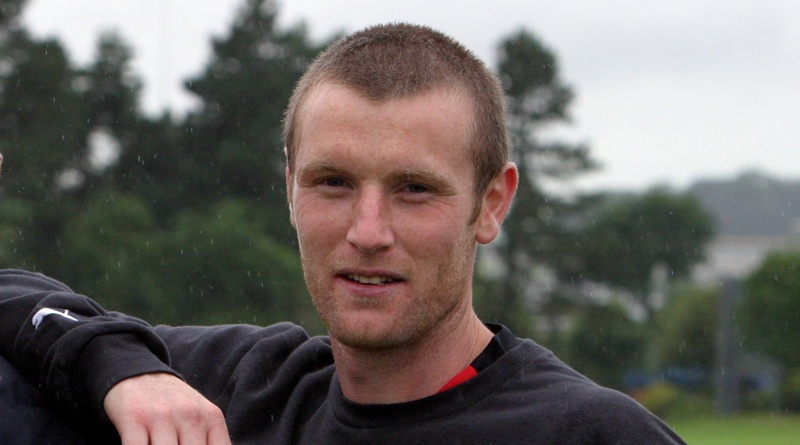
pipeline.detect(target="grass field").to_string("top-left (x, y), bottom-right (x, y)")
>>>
top-left (667, 414), bottom-right (800, 445)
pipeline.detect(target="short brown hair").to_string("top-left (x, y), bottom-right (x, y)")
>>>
top-left (283, 23), bottom-right (509, 202)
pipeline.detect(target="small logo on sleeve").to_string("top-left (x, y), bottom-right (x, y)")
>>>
top-left (32, 308), bottom-right (79, 329)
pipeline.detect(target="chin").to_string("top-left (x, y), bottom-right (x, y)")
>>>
top-left (329, 319), bottom-right (423, 352)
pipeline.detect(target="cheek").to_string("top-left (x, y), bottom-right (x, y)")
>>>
top-left (293, 200), bottom-right (346, 251)
top-left (400, 201), bottom-right (473, 242)
top-left (400, 213), bottom-right (474, 261)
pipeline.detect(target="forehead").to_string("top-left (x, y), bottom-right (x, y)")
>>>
top-left (295, 83), bottom-right (474, 164)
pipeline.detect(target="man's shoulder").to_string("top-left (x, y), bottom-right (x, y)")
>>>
top-left (502, 335), bottom-right (644, 412)
top-left (545, 385), bottom-right (686, 444)
top-left (491, 332), bottom-right (685, 444)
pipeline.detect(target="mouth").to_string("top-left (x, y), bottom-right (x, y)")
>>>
top-left (346, 274), bottom-right (397, 285)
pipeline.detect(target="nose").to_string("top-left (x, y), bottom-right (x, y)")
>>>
top-left (346, 188), bottom-right (395, 254)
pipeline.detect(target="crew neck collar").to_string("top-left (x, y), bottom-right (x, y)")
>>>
top-left (328, 324), bottom-right (538, 428)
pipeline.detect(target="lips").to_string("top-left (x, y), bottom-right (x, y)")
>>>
top-left (346, 274), bottom-right (396, 285)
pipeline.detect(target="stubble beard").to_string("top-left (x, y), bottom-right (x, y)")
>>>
top-left (301, 234), bottom-right (477, 353)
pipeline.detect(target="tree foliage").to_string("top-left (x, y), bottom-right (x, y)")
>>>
top-left (479, 29), bottom-right (594, 337)
top-left (561, 188), bottom-right (715, 320)
top-left (738, 250), bottom-right (800, 368)
top-left (177, 0), bottom-right (324, 244)
top-left (0, 0), bottom-right (320, 330)
top-left (654, 285), bottom-right (718, 370)
top-left (563, 303), bottom-right (649, 389)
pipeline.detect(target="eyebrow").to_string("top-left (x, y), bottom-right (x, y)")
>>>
top-left (396, 169), bottom-right (458, 195)
top-left (295, 160), bottom-right (344, 180)
top-left (297, 161), bottom-right (459, 195)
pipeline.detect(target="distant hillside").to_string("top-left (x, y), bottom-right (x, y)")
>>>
top-left (689, 171), bottom-right (800, 237)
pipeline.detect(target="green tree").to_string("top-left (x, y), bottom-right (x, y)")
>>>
top-left (654, 285), bottom-right (718, 370)
top-left (110, 114), bottom-right (186, 223)
top-left (738, 250), bottom-right (800, 369)
top-left (0, 0), bottom-right (148, 274)
top-left (0, 1), bottom-right (26, 48)
top-left (563, 188), bottom-right (715, 320)
top-left (84, 32), bottom-right (141, 125)
top-left (59, 192), bottom-right (318, 330)
top-left (59, 189), bottom-right (168, 319)
top-left (178, 0), bottom-right (323, 243)
top-left (0, 196), bottom-right (34, 267)
top-left (159, 199), bottom-right (316, 328)
top-left (564, 303), bottom-right (649, 389)
top-left (0, 27), bottom-right (87, 272)
top-left (0, 0), bottom-right (324, 329)
top-left (479, 29), bottom-right (594, 337)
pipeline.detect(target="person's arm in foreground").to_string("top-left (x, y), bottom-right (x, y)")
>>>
top-left (0, 269), bottom-right (231, 445)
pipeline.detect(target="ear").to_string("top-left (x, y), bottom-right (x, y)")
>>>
top-left (286, 165), bottom-right (297, 229)
top-left (475, 162), bottom-right (518, 245)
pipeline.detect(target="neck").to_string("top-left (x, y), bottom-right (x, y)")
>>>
top-left (332, 308), bottom-right (493, 404)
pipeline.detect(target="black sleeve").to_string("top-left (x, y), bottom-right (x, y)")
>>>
top-left (0, 354), bottom-right (94, 445)
top-left (0, 269), bottom-right (179, 424)
top-left (151, 322), bottom-right (316, 412)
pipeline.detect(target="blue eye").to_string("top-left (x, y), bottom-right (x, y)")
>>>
top-left (323, 177), bottom-right (347, 187)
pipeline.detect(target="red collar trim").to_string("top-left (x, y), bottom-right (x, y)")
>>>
top-left (437, 365), bottom-right (478, 393)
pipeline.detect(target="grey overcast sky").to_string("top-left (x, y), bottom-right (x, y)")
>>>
top-left (21, 0), bottom-right (800, 192)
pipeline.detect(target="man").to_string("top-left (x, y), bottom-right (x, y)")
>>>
top-left (0, 24), bottom-right (686, 444)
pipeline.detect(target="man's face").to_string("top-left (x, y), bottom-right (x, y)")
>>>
top-left (287, 83), bottom-right (483, 351)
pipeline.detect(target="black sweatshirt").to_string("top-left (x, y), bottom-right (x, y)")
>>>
top-left (0, 269), bottom-right (686, 444)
